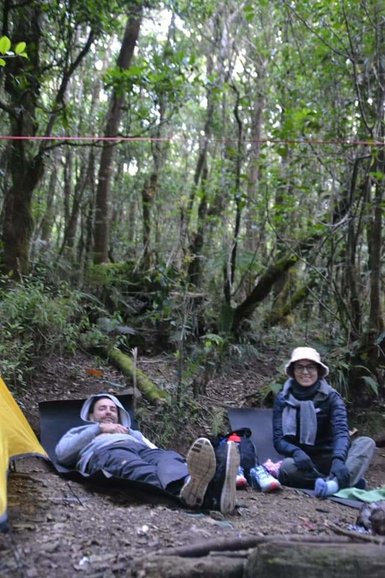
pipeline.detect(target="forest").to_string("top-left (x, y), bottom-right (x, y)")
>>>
top-left (0, 0), bottom-right (385, 410)
top-left (2, 2), bottom-right (385, 576)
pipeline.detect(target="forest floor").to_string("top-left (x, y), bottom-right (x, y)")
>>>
top-left (1, 350), bottom-right (385, 577)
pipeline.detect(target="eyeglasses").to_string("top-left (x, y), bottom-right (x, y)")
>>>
top-left (294, 363), bottom-right (318, 374)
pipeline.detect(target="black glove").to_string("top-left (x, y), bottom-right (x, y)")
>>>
top-left (293, 449), bottom-right (315, 471)
top-left (330, 458), bottom-right (350, 488)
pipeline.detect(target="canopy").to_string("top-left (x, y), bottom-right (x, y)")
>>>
top-left (0, 376), bottom-right (47, 532)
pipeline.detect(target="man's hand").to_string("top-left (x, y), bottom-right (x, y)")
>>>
top-left (98, 423), bottom-right (129, 434)
top-left (293, 449), bottom-right (315, 471)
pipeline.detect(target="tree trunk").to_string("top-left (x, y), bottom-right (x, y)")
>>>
top-left (185, 40), bottom-right (215, 287)
top-left (141, 123), bottom-right (168, 270)
top-left (1, 3), bottom-right (43, 277)
top-left (231, 252), bottom-right (299, 334)
top-left (93, 6), bottom-right (142, 264)
top-left (39, 153), bottom-right (59, 244)
top-left (1, 147), bottom-right (44, 277)
top-left (187, 163), bottom-right (209, 287)
top-left (60, 156), bottom-right (92, 260)
top-left (368, 162), bottom-right (384, 335)
top-left (0, 2), bottom-right (95, 276)
top-left (264, 279), bottom-right (316, 328)
top-left (224, 85), bottom-right (243, 305)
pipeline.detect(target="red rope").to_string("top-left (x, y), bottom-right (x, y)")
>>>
top-left (0, 135), bottom-right (384, 146)
top-left (0, 135), bottom-right (169, 141)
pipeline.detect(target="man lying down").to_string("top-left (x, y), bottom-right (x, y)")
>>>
top-left (55, 392), bottom-right (240, 514)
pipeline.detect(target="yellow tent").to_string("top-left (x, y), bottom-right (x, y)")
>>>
top-left (0, 376), bottom-right (47, 532)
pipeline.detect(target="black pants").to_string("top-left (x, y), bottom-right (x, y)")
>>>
top-left (87, 444), bottom-right (188, 493)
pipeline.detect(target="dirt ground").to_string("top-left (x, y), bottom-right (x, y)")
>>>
top-left (1, 352), bottom-right (385, 578)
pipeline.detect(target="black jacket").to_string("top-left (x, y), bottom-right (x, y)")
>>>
top-left (273, 378), bottom-right (350, 460)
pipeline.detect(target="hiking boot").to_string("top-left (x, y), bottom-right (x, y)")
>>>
top-left (250, 465), bottom-right (282, 492)
top-left (180, 437), bottom-right (216, 508)
top-left (219, 441), bottom-right (240, 514)
top-left (236, 466), bottom-right (248, 490)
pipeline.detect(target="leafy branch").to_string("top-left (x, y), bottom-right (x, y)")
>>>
top-left (0, 36), bottom-right (28, 67)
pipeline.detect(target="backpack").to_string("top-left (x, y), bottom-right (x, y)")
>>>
top-left (211, 427), bottom-right (256, 482)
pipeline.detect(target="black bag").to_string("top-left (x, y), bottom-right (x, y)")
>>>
top-left (211, 427), bottom-right (257, 482)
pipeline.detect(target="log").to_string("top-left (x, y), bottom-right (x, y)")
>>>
top-left (246, 541), bottom-right (385, 578)
top-left (132, 537), bottom-right (385, 578)
top-left (157, 534), bottom-right (351, 558)
top-left (133, 554), bottom-right (245, 578)
top-left (106, 347), bottom-right (168, 403)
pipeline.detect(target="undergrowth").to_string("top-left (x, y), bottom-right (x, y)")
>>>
top-left (0, 277), bottom-right (88, 388)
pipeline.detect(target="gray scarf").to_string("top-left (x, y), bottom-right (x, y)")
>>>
top-left (282, 394), bottom-right (317, 445)
top-left (281, 379), bottom-right (333, 446)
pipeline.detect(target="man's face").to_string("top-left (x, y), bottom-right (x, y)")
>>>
top-left (89, 398), bottom-right (119, 424)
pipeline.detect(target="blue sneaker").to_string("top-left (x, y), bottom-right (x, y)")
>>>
top-left (236, 466), bottom-right (248, 490)
top-left (250, 465), bottom-right (282, 492)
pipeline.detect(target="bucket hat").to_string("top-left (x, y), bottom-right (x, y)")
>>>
top-left (285, 347), bottom-right (329, 378)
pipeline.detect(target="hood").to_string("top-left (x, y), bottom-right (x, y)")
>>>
top-left (80, 393), bottom-right (131, 427)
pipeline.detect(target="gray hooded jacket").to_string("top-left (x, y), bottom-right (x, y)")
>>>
top-left (55, 393), bottom-right (156, 474)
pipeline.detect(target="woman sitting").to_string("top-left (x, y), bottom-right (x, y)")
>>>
top-left (273, 347), bottom-right (375, 497)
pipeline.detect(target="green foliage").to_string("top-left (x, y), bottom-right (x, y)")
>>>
top-left (86, 262), bottom-right (134, 288)
top-left (138, 395), bottom-right (199, 447)
top-left (325, 347), bottom-right (381, 402)
top-left (0, 279), bottom-right (86, 385)
top-left (0, 35), bottom-right (28, 66)
top-left (79, 326), bottom-right (111, 352)
top-left (138, 390), bottom-right (226, 449)
top-left (258, 380), bottom-right (282, 406)
top-left (360, 374), bottom-right (379, 397)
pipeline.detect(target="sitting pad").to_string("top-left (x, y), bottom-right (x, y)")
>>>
top-left (39, 396), bottom-right (181, 502)
top-left (228, 407), bottom-right (362, 509)
top-left (228, 407), bottom-right (282, 464)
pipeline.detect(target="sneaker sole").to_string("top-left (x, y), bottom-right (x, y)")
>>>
top-left (261, 481), bottom-right (282, 493)
top-left (180, 438), bottom-right (216, 508)
top-left (220, 441), bottom-right (240, 514)
top-left (236, 478), bottom-right (248, 490)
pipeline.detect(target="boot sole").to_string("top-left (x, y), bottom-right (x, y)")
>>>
top-left (220, 441), bottom-right (240, 514)
top-left (180, 438), bottom-right (216, 508)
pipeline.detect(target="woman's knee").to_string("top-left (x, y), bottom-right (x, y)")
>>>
top-left (278, 457), bottom-right (297, 484)
top-left (351, 436), bottom-right (376, 456)
top-left (278, 457), bottom-right (316, 489)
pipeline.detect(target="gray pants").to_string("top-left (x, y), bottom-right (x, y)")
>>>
top-left (87, 445), bottom-right (189, 493)
top-left (279, 436), bottom-right (376, 489)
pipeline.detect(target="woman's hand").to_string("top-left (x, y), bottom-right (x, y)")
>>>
top-left (98, 423), bottom-right (129, 434)
top-left (330, 458), bottom-right (350, 488)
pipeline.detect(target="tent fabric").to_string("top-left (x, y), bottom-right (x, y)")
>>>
top-left (38, 395), bottom-right (181, 502)
top-left (0, 377), bottom-right (47, 532)
top-left (228, 407), bottom-right (362, 509)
